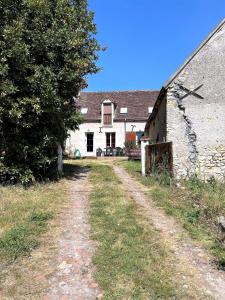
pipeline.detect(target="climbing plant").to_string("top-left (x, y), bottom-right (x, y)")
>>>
top-left (0, 0), bottom-right (100, 185)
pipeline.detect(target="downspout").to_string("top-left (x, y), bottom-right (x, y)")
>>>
top-left (124, 118), bottom-right (127, 144)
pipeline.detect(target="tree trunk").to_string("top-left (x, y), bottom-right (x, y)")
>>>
top-left (57, 144), bottom-right (63, 173)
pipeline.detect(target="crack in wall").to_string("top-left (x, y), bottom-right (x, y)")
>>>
top-left (173, 84), bottom-right (199, 170)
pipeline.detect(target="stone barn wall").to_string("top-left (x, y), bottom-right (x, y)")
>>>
top-left (148, 95), bottom-right (167, 143)
top-left (167, 23), bottom-right (225, 180)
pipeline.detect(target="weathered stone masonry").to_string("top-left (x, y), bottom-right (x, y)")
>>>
top-left (146, 19), bottom-right (225, 180)
top-left (167, 80), bottom-right (225, 179)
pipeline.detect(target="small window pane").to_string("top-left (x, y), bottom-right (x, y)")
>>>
top-left (106, 132), bottom-right (116, 148)
top-left (148, 107), bottom-right (153, 114)
top-left (81, 108), bottom-right (88, 114)
top-left (120, 107), bottom-right (127, 114)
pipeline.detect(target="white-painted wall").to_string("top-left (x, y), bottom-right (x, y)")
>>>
top-left (66, 121), bottom-right (146, 157)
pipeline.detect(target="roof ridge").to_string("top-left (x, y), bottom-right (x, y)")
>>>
top-left (81, 90), bottom-right (159, 93)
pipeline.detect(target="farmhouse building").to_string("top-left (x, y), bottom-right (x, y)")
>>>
top-left (66, 91), bottom-right (159, 157)
top-left (144, 18), bottom-right (225, 180)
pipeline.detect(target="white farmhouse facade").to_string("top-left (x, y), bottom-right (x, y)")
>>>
top-left (66, 91), bottom-right (159, 157)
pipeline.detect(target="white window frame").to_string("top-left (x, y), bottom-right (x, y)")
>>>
top-left (81, 107), bottom-right (88, 114)
top-left (120, 107), bottom-right (128, 114)
top-left (148, 107), bottom-right (153, 114)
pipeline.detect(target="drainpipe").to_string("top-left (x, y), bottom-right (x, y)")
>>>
top-left (124, 118), bottom-right (127, 144)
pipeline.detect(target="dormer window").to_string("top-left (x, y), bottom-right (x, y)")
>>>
top-left (120, 107), bottom-right (127, 114)
top-left (148, 107), bottom-right (153, 114)
top-left (81, 107), bottom-right (88, 114)
top-left (102, 100), bottom-right (113, 126)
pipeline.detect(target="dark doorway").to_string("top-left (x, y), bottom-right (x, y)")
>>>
top-left (86, 133), bottom-right (94, 152)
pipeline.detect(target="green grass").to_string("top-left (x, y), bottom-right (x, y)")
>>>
top-left (89, 163), bottom-right (197, 299)
top-left (0, 168), bottom-right (71, 262)
top-left (119, 160), bottom-right (225, 269)
top-left (0, 211), bottom-right (53, 261)
top-left (0, 162), bottom-right (82, 299)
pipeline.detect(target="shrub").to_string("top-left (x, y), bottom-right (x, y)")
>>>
top-left (124, 140), bottom-right (137, 151)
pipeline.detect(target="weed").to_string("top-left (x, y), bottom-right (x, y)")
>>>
top-left (185, 210), bottom-right (200, 224)
top-left (30, 211), bottom-right (53, 222)
top-left (0, 224), bottom-right (39, 261)
top-left (150, 154), bottom-right (173, 186)
top-left (0, 210), bottom-right (53, 261)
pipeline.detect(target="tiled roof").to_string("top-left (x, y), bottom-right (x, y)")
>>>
top-left (77, 90), bottom-right (159, 122)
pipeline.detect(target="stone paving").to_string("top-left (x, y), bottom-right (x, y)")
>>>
top-left (44, 167), bottom-right (102, 300)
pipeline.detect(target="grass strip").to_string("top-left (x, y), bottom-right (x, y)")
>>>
top-left (89, 163), bottom-right (180, 299)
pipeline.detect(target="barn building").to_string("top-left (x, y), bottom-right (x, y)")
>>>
top-left (144, 18), bottom-right (225, 180)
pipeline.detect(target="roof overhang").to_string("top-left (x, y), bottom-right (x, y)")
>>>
top-left (145, 87), bottom-right (167, 132)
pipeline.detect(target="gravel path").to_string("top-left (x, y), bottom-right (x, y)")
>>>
top-left (44, 167), bottom-right (102, 300)
top-left (113, 164), bottom-right (225, 300)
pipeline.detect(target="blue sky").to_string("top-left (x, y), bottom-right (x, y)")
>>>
top-left (86, 0), bottom-right (225, 91)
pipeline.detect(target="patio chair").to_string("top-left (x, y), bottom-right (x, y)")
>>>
top-left (96, 148), bottom-right (103, 157)
top-left (116, 147), bottom-right (123, 156)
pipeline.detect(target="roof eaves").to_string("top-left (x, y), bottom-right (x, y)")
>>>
top-left (145, 87), bottom-right (167, 132)
top-left (114, 118), bottom-right (148, 122)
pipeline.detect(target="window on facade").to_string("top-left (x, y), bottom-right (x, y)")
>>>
top-left (148, 107), bottom-right (153, 114)
top-left (103, 103), bottom-right (112, 125)
top-left (81, 107), bottom-right (88, 114)
top-left (120, 107), bottom-right (127, 114)
top-left (86, 133), bottom-right (94, 152)
top-left (106, 132), bottom-right (116, 148)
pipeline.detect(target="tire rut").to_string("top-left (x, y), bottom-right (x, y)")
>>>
top-left (113, 164), bottom-right (225, 300)
top-left (44, 166), bottom-right (102, 300)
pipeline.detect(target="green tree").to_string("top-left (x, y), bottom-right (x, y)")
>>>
top-left (0, 0), bottom-right (100, 185)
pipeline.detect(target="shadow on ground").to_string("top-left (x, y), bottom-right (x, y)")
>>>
top-left (63, 161), bottom-right (91, 181)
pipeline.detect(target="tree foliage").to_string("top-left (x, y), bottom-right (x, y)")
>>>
top-left (0, 0), bottom-right (100, 185)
